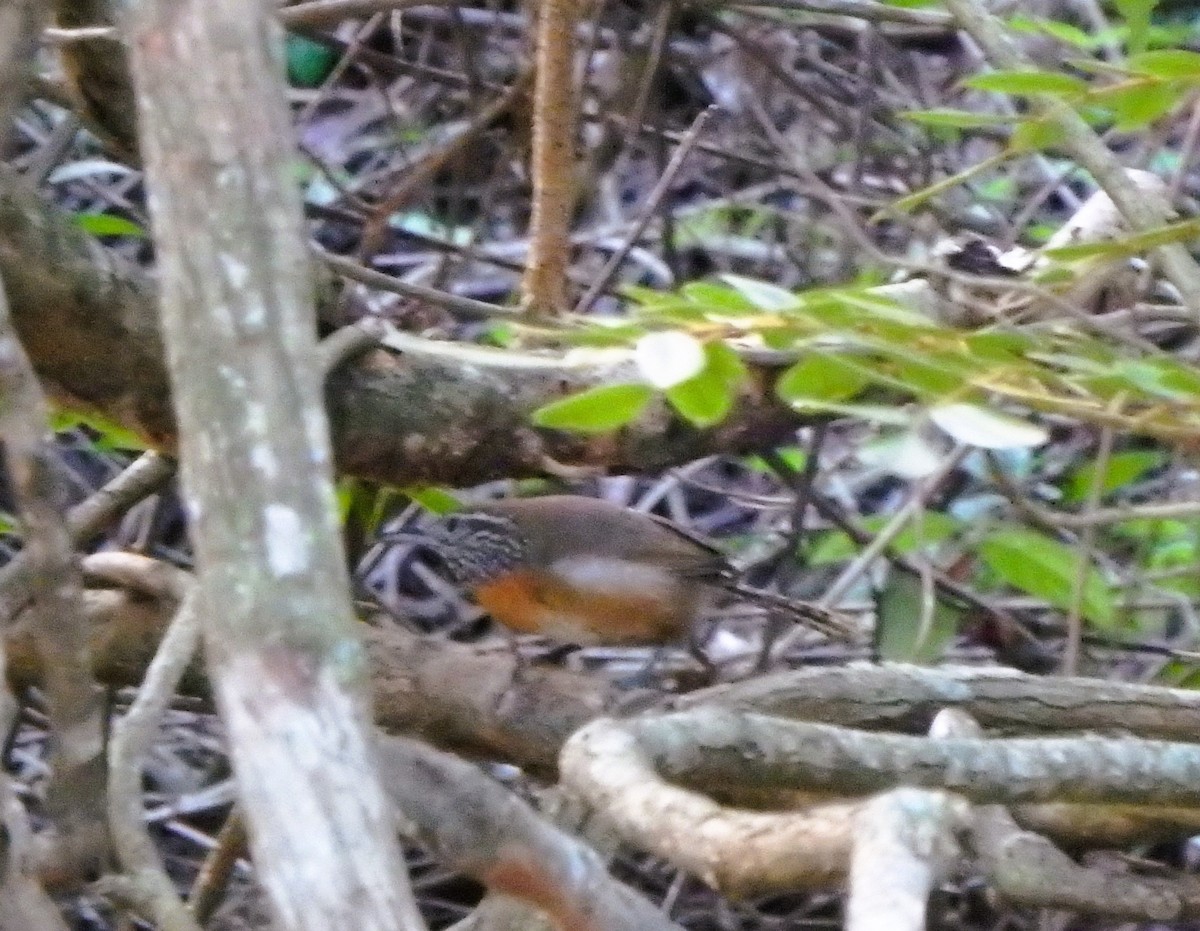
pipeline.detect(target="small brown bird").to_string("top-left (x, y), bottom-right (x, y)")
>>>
top-left (399, 495), bottom-right (857, 648)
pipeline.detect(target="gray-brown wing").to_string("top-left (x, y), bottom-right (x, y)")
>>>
top-left (478, 496), bottom-right (733, 580)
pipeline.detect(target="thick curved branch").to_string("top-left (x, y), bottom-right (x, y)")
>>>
top-left (0, 165), bottom-right (799, 486)
top-left (15, 578), bottom-right (1200, 856)
top-left (378, 736), bottom-right (684, 931)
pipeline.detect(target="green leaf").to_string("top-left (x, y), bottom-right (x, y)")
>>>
top-left (1062, 450), bottom-right (1165, 503)
top-left (402, 485), bottom-right (462, 515)
top-left (337, 480), bottom-right (405, 534)
top-left (705, 340), bottom-right (749, 384)
top-left (286, 33), bottom-right (338, 87)
top-left (621, 285), bottom-right (679, 307)
top-left (1096, 80), bottom-right (1182, 129)
top-left (1114, 0), bottom-right (1158, 55)
top-left (666, 342), bottom-right (746, 428)
top-left (531, 383), bottom-right (653, 433)
top-left (1127, 49), bottom-right (1200, 80)
top-left (964, 69), bottom-right (1089, 97)
top-left (745, 445), bottom-right (806, 474)
top-left (900, 109), bottom-right (1015, 129)
top-left (1110, 357), bottom-right (1200, 399)
top-left (875, 570), bottom-right (962, 664)
top-left (666, 371), bottom-right (734, 427)
top-left (52, 408), bottom-right (149, 452)
top-left (1044, 216), bottom-right (1200, 261)
top-left (71, 212), bottom-right (147, 238)
top-left (777, 355), bottom-right (870, 404)
top-left (979, 527), bottom-right (1118, 627)
top-left (1007, 16), bottom-right (1097, 48)
top-left (1010, 117), bottom-right (1067, 151)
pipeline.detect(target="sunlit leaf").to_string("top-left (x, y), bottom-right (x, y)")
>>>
top-left (1127, 49), bottom-right (1200, 80)
top-left (531, 383), bottom-right (654, 433)
top-left (964, 69), bottom-right (1088, 97)
top-left (679, 281), bottom-right (760, 313)
top-left (665, 342), bottom-right (746, 427)
top-left (929, 404), bottom-right (1048, 449)
top-left (781, 400), bottom-right (916, 425)
top-left (666, 370), bottom-right (734, 427)
top-left (53, 409), bottom-right (150, 452)
top-left (1115, 0), bottom-right (1157, 54)
top-left (72, 212), bottom-right (148, 238)
top-left (48, 159), bottom-right (137, 184)
top-left (1010, 117), bottom-right (1068, 151)
top-left (635, 331), bottom-right (706, 389)
top-left (403, 485), bottom-right (462, 515)
top-left (858, 430), bottom-right (945, 479)
top-left (718, 274), bottom-right (799, 311)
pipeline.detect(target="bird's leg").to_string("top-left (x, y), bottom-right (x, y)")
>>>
top-left (497, 625), bottom-right (530, 684)
top-left (613, 646), bottom-right (667, 690)
top-left (686, 630), bottom-right (719, 684)
top-left (754, 612), bottom-right (788, 672)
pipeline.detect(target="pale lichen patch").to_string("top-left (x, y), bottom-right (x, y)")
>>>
top-left (263, 504), bottom-right (309, 577)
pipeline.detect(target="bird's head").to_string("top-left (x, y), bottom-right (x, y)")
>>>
top-left (388, 509), bottom-right (529, 586)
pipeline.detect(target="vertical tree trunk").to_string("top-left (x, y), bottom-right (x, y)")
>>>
top-left (121, 1), bottom-right (425, 928)
top-left (520, 0), bottom-right (578, 315)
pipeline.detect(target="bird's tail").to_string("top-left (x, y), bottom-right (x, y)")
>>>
top-left (718, 582), bottom-right (862, 643)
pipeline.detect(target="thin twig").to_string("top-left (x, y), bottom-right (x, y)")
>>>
top-left (187, 806), bottom-right (247, 924)
top-left (574, 106), bottom-right (715, 313)
top-left (819, 445), bottom-right (969, 610)
top-left (107, 563), bottom-right (202, 931)
top-left (1063, 414), bottom-right (1118, 676)
top-left (316, 245), bottom-right (519, 322)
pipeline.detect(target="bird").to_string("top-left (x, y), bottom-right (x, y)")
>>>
top-left (389, 495), bottom-right (859, 651)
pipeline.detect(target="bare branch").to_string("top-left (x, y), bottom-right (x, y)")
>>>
top-left (106, 563), bottom-right (201, 931)
top-left (378, 736), bottom-right (685, 931)
top-left (0, 266), bottom-right (106, 887)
